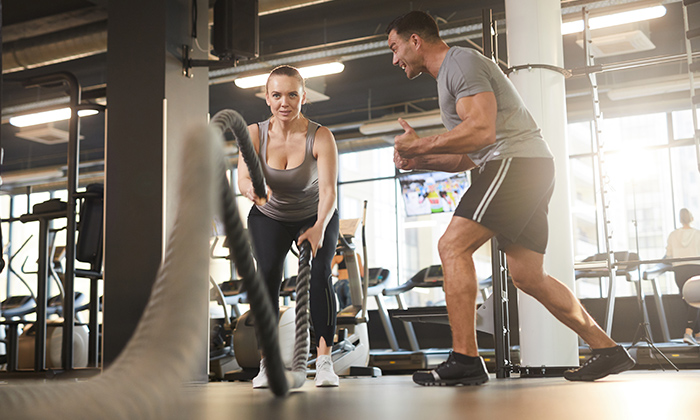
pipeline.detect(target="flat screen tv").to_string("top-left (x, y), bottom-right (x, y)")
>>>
top-left (399, 171), bottom-right (470, 217)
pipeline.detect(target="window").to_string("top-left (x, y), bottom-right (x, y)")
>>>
top-left (567, 109), bottom-right (700, 298)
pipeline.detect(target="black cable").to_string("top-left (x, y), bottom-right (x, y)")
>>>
top-left (0, 0), bottom-right (5, 274)
top-left (191, 0), bottom-right (198, 39)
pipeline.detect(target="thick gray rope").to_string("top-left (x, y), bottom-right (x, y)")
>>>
top-left (288, 240), bottom-right (312, 388)
top-left (209, 109), bottom-right (289, 396)
top-left (212, 110), bottom-right (313, 390)
top-left (0, 124), bottom-right (217, 420)
top-left (209, 109), bottom-right (267, 200)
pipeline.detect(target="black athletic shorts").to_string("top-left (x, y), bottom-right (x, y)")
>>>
top-left (454, 157), bottom-right (555, 254)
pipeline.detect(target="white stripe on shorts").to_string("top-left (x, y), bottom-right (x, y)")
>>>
top-left (473, 158), bottom-right (512, 223)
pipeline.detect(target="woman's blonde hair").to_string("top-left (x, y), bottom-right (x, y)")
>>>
top-left (265, 65), bottom-right (305, 92)
top-left (680, 208), bottom-right (694, 225)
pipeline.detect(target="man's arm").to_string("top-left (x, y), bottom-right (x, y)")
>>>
top-left (394, 91), bottom-right (497, 158)
top-left (394, 148), bottom-right (476, 172)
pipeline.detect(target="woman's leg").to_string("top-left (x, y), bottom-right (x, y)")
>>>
top-left (246, 208), bottom-right (294, 388)
top-left (305, 211), bottom-right (340, 356)
top-left (247, 207), bottom-right (293, 322)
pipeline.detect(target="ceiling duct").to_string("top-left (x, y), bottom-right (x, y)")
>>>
top-left (2, 21), bottom-right (107, 74)
top-left (1, 0), bottom-right (337, 75)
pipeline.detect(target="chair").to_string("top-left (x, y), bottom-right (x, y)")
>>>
top-left (683, 275), bottom-right (700, 308)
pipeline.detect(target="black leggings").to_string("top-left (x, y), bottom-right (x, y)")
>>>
top-left (247, 206), bottom-right (339, 347)
top-left (673, 265), bottom-right (700, 333)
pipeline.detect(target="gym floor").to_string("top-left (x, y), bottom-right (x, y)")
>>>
top-left (181, 370), bottom-right (700, 420)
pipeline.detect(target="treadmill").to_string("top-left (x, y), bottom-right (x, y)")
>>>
top-left (368, 265), bottom-right (451, 372)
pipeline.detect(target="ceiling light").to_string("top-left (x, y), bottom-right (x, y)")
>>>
top-left (562, 5), bottom-right (666, 36)
top-left (9, 108), bottom-right (99, 128)
top-left (607, 75), bottom-right (700, 100)
top-left (1, 168), bottom-right (65, 185)
top-left (359, 110), bottom-right (443, 136)
top-left (234, 62), bottom-right (345, 89)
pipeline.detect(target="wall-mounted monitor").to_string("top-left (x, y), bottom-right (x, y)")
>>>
top-left (398, 171), bottom-right (470, 217)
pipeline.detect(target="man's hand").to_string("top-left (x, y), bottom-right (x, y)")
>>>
top-left (394, 118), bottom-right (422, 159)
top-left (394, 148), bottom-right (418, 171)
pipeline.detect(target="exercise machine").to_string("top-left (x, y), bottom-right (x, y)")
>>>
top-left (323, 212), bottom-right (379, 377)
top-left (368, 265), bottom-right (451, 372)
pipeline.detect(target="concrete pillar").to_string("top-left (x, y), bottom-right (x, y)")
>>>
top-left (505, 0), bottom-right (579, 367)
top-left (104, 0), bottom-right (210, 381)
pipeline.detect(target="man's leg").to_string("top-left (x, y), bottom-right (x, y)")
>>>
top-left (504, 244), bottom-right (614, 348)
top-left (412, 216), bottom-right (493, 386)
top-left (438, 216), bottom-right (494, 356)
top-left (505, 244), bottom-right (635, 381)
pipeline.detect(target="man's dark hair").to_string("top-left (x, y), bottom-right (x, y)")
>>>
top-left (386, 11), bottom-right (441, 42)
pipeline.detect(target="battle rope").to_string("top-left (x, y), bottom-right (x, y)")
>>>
top-left (212, 109), bottom-right (315, 391)
top-left (0, 122), bottom-right (218, 419)
top-left (0, 110), bottom-right (311, 417)
top-left (209, 109), bottom-right (290, 396)
top-left (288, 239), bottom-right (312, 388)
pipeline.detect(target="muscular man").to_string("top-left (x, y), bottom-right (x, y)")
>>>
top-left (386, 11), bottom-right (634, 386)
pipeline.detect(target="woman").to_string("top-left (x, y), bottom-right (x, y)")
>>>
top-left (238, 65), bottom-right (341, 387)
top-left (666, 208), bottom-right (700, 345)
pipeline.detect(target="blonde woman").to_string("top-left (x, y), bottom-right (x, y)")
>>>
top-left (238, 65), bottom-right (340, 387)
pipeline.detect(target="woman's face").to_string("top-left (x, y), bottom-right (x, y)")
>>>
top-left (265, 75), bottom-right (306, 121)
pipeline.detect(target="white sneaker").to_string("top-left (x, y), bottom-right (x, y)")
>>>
top-left (683, 333), bottom-right (699, 346)
top-left (314, 355), bottom-right (339, 387)
top-left (252, 358), bottom-right (269, 388)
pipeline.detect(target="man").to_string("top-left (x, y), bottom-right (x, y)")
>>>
top-left (386, 11), bottom-right (635, 386)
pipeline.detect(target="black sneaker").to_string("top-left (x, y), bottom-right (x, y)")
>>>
top-left (564, 345), bottom-right (635, 382)
top-left (412, 352), bottom-right (489, 386)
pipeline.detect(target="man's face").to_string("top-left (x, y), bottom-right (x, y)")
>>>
top-left (388, 30), bottom-right (423, 80)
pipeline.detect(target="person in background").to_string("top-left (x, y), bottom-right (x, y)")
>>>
top-left (332, 248), bottom-right (363, 310)
top-left (666, 208), bottom-right (700, 345)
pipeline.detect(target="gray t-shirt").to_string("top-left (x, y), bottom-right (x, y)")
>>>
top-left (256, 119), bottom-right (320, 222)
top-left (437, 47), bottom-right (553, 166)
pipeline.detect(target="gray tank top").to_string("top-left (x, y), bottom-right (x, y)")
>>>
top-left (255, 118), bottom-right (320, 222)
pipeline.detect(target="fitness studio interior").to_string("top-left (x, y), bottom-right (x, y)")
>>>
top-left (1, 0), bottom-right (700, 418)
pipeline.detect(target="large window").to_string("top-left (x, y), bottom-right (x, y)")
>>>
top-left (567, 109), bottom-right (700, 298)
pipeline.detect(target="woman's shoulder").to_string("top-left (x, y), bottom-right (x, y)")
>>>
top-left (313, 125), bottom-right (336, 148)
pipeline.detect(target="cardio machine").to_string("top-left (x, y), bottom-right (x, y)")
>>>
top-left (327, 217), bottom-right (378, 376)
top-left (368, 264), bottom-right (451, 372)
